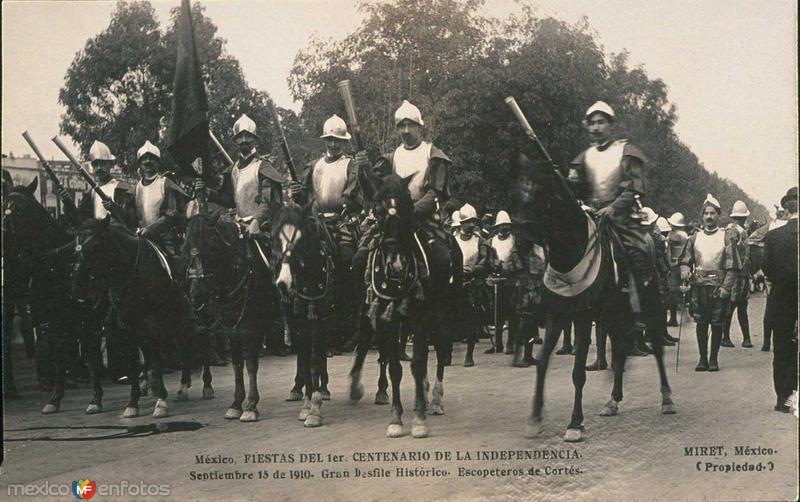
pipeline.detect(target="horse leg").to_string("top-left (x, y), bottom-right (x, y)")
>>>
top-left (225, 336), bottom-right (245, 419)
top-left (175, 324), bottom-right (194, 402)
top-left (298, 324), bottom-right (313, 422)
top-left (319, 347), bottom-right (330, 401)
top-left (525, 312), bottom-right (561, 438)
top-left (304, 321), bottom-right (324, 428)
top-left (288, 321), bottom-right (305, 401)
top-left (650, 326), bottom-right (676, 414)
top-left (201, 364), bottom-right (214, 399)
top-left (600, 324), bottom-right (626, 416)
top-left (42, 326), bottom-right (66, 414)
top-left (240, 331), bottom-right (260, 422)
top-left (348, 318), bottom-right (372, 402)
top-left (149, 332), bottom-right (169, 418)
top-left (381, 323), bottom-right (405, 437)
top-left (123, 354), bottom-right (142, 418)
top-left (410, 325), bottom-right (429, 438)
top-left (85, 332), bottom-right (104, 414)
top-left (429, 329), bottom-right (448, 416)
top-left (565, 316), bottom-right (592, 442)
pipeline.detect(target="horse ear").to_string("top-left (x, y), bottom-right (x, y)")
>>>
top-left (25, 176), bottom-right (39, 196)
top-left (208, 207), bottom-right (223, 226)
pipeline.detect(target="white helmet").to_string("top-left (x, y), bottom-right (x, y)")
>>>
top-left (493, 210), bottom-right (512, 227)
top-left (667, 212), bottom-right (687, 228)
top-left (136, 140), bottom-right (161, 161)
top-left (639, 207), bottom-right (659, 226)
top-left (450, 210), bottom-right (461, 227)
top-left (702, 193), bottom-right (721, 212)
top-left (729, 200), bottom-right (750, 217)
top-left (233, 113), bottom-right (258, 138)
top-left (394, 100), bottom-right (424, 127)
top-left (320, 114), bottom-right (351, 140)
top-left (88, 140), bottom-right (116, 162)
top-left (655, 216), bottom-right (671, 234)
top-left (585, 101), bottom-right (615, 120)
top-left (459, 203), bottom-right (478, 222)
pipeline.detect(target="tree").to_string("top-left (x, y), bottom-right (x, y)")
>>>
top-left (59, 0), bottom-right (293, 173)
top-left (289, 0), bottom-right (766, 220)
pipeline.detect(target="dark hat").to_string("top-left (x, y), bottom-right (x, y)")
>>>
top-left (780, 186), bottom-right (797, 209)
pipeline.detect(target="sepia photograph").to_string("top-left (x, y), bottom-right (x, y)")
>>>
top-left (1, 0), bottom-right (797, 500)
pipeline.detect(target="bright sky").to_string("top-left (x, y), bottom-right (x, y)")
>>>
top-left (2, 0), bottom-right (797, 207)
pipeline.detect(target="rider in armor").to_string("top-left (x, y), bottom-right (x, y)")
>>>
top-left (567, 101), bottom-right (652, 330)
top-left (679, 194), bottom-right (741, 372)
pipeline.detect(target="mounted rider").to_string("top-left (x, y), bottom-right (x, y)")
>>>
top-left (289, 114), bottom-right (363, 354)
top-left (567, 101), bottom-right (653, 329)
top-left (454, 203), bottom-right (490, 367)
top-left (679, 194), bottom-right (741, 372)
top-left (59, 140), bottom-right (136, 228)
top-left (132, 140), bottom-right (188, 275)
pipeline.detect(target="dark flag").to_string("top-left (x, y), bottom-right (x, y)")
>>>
top-left (165, 0), bottom-right (209, 179)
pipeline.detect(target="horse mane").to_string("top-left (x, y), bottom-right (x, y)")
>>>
top-left (272, 202), bottom-right (324, 260)
top-left (5, 190), bottom-right (72, 244)
top-left (375, 174), bottom-right (418, 231)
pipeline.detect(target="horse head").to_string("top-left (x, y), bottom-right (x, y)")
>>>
top-left (72, 215), bottom-right (133, 302)
top-left (271, 201), bottom-right (328, 301)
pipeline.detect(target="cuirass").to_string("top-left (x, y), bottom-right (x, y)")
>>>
top-left (693, 229), bottom-right (726, 271)
top-left (231, 159), bottom-right (260, 221)
top-left (584, 140), bottom-right (626, 206)
top-left (392, 142), bottom-right (431, 202)
top-left (313, 156), bottom-right (349, 212)
top-left (491, 235), bottom-right (514, 263)
top-left (93, 180), bottom-right (119, 219)
top-left (135, 176), bottom-right (165, 227)
top-left (458, 234), bottom-right (480, 268)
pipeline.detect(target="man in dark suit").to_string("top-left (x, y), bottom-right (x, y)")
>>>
top-left (762, 186), bottom-right (798, 413)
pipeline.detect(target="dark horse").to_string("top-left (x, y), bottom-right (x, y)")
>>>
top-left (272, 202), bottom-right (333, 427)
top-left (348, 173), bottom-right (456, 438)
top-left (3, 179), bottom-right (105, 414)
top-left (182, 209), bottom-right (273, 422)
top-left (519, 155), bottom-right (675, 442)
top-left (73, 215), bottom-right (190, 418)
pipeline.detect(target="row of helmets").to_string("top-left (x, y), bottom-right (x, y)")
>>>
top-left (450, 204), bottom-right (511, 229)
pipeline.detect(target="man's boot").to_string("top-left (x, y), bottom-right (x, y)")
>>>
top-left (740, 315), bottom-right (753, 348)
top-left (464, 338), bottom-right (476, 367)
top-left (512, 339), bottom-right (529, 367)
top-left (523, 339), bottom-right (536, 366)
top-left (708, 326), bottom-right (722, 372)
top-left (667, 307), bottom-right (678, 327)
top-left (695, 324), bottom-right (709, 371)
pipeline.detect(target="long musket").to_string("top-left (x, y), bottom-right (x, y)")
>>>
top-left (337, 80), bottom-right (365, 152)
top-left (21, 132), bottom-right (74, 208)
top-left (209, 129), bottom-right (233, 167)
top-left (504, 97), bottom-right (577, 199)
top-left (675, 283), bottom-right (689, 372)
top-left (51, 136), bottom-right (133, 230)
top-left (267, 101), bottom-right (299, 183)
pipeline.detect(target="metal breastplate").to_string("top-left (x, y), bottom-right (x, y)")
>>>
top-left (693, 229), bottom-right (726, 271)
top-left (491, 235), bottom-right (514, 263)
top-left (231, 159), bottom-right (260, 221)
top-left (584, 140), bottom-right (626, 207)
top-left (312, 156), bottom-right (349, 213)
top-left (392, 142), bottom-right (431, 202)
top-left (458, 234), bottom-right (480, 268)
top-left (135, 176), bottom-right (166, 227)
top-left (93, 180), bottom-right (119, 219)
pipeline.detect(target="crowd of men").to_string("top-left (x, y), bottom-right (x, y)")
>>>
top-left (4, 98), bottom-right (796, 414)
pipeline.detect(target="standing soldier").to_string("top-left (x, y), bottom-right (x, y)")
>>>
top-left (60, 140), bottom-right (136, 226)
top-left (567, 101), bottom-right (653, 330)
top-left (666, 212), bottom-right (689, 327)
top-left (679, 194), bottom-right (741, 372)
top-left (455, 203), bottom-right (490, 366)
top-left (762, 187), bottom-right (797, 413)
top-left (722, 200), bottom-right (753, 348)
top-left (289, 115), bottom-right (363, 355)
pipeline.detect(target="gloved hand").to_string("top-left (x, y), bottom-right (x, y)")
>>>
top-left (355, 151), bottom-right (371, 171)
top-left (288, 180), bottom-right (304, 198)
top-left (247, 219), bottom-right (261, 236)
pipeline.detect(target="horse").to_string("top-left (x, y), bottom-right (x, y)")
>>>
top-left (2, 178), bottom-right (106, 413)
top-left (348, 173), bottom-right (457, 438)
top-left (72, 215), bottom-right (191, 418)
top-left (272, 202), bottom-right (334, 427)
top-left (182, 209), bottom-right (274, 422)
top-left (517, 154), bottom-right (675, 442)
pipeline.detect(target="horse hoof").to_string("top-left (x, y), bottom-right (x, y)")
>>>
top-left (224, 408), bottom-right (242, 420)
top-left (174, 391), bottom-right (189, 402)
top-left (564, 428), bottom-right (583, 442)
top-left (350, 382), bottom-right (365, 402)
top-left (240, 410), bottom-right (259, 422)
top-left (153, 400), bottom-right (169, 418)
top-left (202, 387), bottom-right (215, 400)
top-left (85, 403), bottom-right (102, 414)
top-left (411, 418), bottom-right (429, 438)
top-left (320, 389), bottom-right (331, 401)
top-left (599, 400), bottom-right (619, 416)
top-left (299, 401), bottom-right (312, 421)
top-left (429, 403), bottom-right (445, 416)
top-left (524, 419), bottom-right (544, 438)
top-left (661, 401), bottom-right (677, 415)
top-left (41, 403), bottom-right (59, 414)
top-left (122, 407), bottom-right (139, 418)
top-left (286, 390), bottom-right (303, 402)
top-left (374, 391), bottom-right (389, 405)
top-left (386, 423), bottom-right (405, 438)
top-left (304, 414), bottom-right (323, 428)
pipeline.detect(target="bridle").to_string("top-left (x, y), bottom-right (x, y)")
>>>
top-left (276, 218), bottom-right (331, 302)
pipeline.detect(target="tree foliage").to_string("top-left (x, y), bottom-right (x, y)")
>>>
top-left (289, 0), bottom-right (766, 223)
top-left (59, 0), bottom-right (297, 173)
